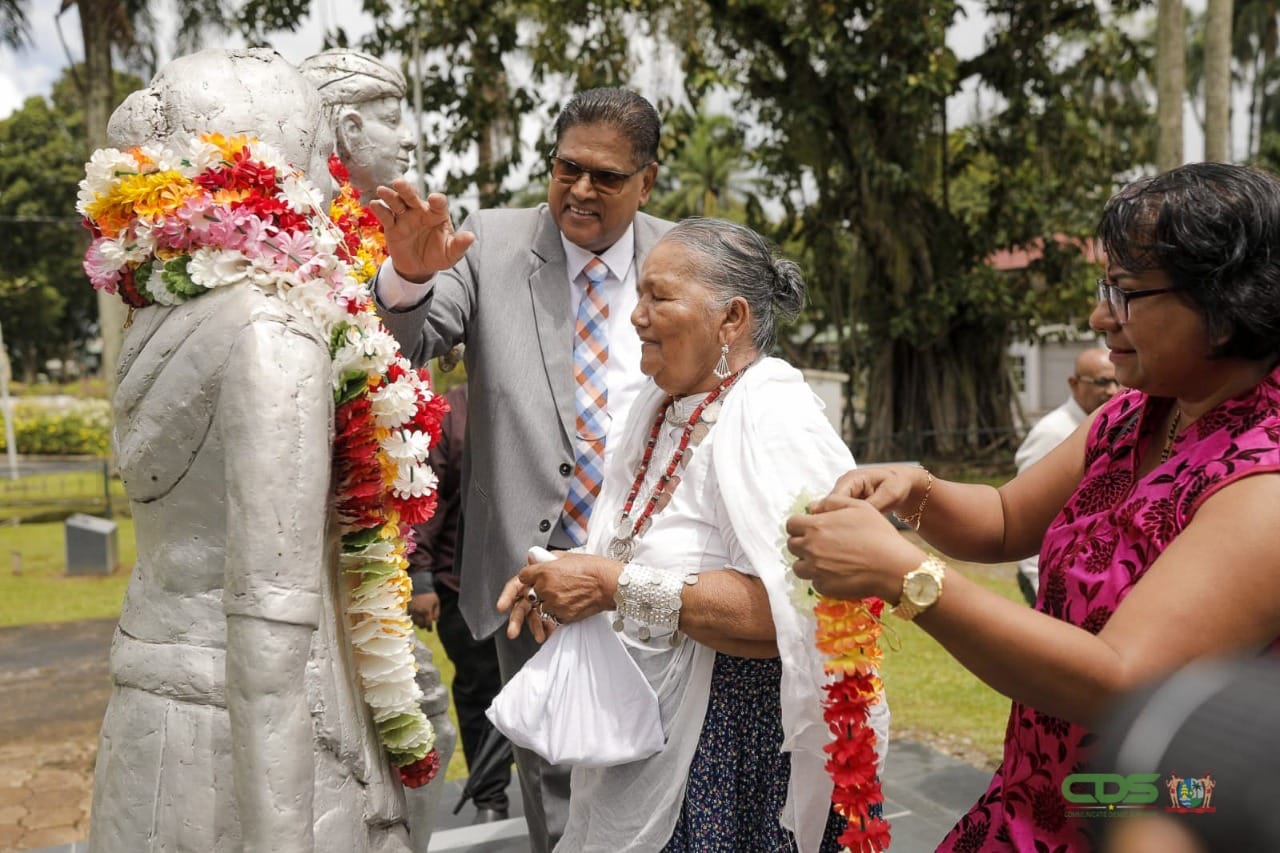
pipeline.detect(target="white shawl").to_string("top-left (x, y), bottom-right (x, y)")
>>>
top-left (546, 358), bottom-right (888, 853)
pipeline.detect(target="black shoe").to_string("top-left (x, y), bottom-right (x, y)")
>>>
top-left (472, 807), bottom-right (509, 824)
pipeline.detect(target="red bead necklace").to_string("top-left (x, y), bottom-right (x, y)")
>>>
top-left (605, 369), bottom-right (743, 562)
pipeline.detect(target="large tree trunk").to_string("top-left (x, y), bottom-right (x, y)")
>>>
top-left (1204, 0), bottom-right (1235, 161)
top-left (78, 0), bottom-right (127, 396)
top-left (1157, 0), bottom-right (1187, 170)
top-left (859, 321), bottom-right (1017, 465)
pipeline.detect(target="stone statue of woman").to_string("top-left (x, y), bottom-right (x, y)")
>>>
top-left (86, 48), bottom-right (451, 853)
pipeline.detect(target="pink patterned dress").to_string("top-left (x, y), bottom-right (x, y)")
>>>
top-left (939, 364), bottom-right (1280, 852)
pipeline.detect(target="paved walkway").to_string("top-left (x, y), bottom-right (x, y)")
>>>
top-left (3, 619), bottom-right (993, 853)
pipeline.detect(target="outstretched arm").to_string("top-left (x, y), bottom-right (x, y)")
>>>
top-left (823, 413), bottom-right (1092, 563)
top-left (787, 474), bottom-right (1280, 725)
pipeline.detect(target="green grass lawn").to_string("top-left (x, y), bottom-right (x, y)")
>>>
top-left (0, 516), bottom-right (472, 781)
top-left (1, 463), bottom-right (1022, 779)
top-left (1, 515), bottom-right (1020, 781)
top-left (879, 564), bottom-right (1020, 771)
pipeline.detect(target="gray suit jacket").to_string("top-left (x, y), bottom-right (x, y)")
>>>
top-left (378, 204), bottom-right (673, 638)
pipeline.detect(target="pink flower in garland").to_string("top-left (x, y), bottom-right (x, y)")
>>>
top-left (77, 132), bottom-right (445, 786)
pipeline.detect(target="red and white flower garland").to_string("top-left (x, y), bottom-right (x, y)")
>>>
top-left (79, 132), bottom-right (442, 785)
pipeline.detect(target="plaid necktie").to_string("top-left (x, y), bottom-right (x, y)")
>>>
top-left (562, 257), bottom-right (610, 546)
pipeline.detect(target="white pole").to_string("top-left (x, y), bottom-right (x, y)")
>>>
top-left (0, 320), bottom-right (19, 481)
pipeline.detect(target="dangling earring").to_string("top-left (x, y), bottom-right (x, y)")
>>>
top-left (713, 342), bottom-right (731, 379)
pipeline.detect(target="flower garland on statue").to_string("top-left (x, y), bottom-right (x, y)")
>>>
top-left (785, 497), bottom-right (891, 852)
top-left (78, 132), bottom-right (442, 787)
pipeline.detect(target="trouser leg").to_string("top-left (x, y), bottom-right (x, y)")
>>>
top-left (436, 585), bottom-right (510, 811)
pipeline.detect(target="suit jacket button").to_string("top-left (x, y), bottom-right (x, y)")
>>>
top-left (559, 463), bottom-right (572, 476)
top-left (538, 519), bottom-right (551, 532)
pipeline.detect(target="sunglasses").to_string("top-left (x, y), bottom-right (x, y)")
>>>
top-left (548, 155), bottom-right (649, 195)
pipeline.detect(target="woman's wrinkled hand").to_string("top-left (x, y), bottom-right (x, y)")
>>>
top-left (785, 495), bottom-right (924, 602)
top-left (369, 179), bottom-right (476, 283)
top-left (495, 552), bottom-right (624, 643)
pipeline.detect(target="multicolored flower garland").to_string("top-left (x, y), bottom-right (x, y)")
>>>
top-left (814, 596), bottom-right (892, 851)
top-left (78, 132), bottom-right (442, 786)
top-left (784, 495), bottom-right (890, 852)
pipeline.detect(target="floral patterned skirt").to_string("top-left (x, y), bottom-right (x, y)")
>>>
top-left (661, 653), bottom-right (847, 852)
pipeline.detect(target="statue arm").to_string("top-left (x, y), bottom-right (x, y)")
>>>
top-left (218, 315), bottom-right (333, 850)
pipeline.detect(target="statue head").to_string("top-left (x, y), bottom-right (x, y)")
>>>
top-left (107, 48), bottom-right (332, 185)
top-left (299, 49), bottom-right (414, 196)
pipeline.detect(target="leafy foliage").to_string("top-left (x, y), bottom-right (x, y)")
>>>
top-left (654, 0), bottom-right (1153, 458)
top-left (0, 66), bottom-right (142, 381)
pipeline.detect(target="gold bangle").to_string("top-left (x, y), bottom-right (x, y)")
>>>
top-left (893, 470), bottom-right (933, 531)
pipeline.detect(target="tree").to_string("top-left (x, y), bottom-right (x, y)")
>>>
top-left (1204, 0), bottom-right (1235, 161)
top-left (1157, 0), bottom-right (1186, 169)
top-left (1, 0), bottom-right (235, 390)
top-left (1234, 0), bottom-right (1279, 160)
top-left (655, 0), bottom-right (1152, 459)
top-left (0, 66), bottom-right (143, 381)
top-left (650, 108), bottom-right (760, 221)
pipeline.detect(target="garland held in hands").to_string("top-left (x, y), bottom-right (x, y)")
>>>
top-left (785, 496), bottom-right (890, 852)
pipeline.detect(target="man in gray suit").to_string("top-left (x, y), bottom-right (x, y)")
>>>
top-left (369, 88), bottom-right (671, 852)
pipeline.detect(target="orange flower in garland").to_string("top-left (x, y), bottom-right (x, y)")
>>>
top-left (79, 133), bottom-right (447, 789)
top-left (328, 154), bottom-right (387, 285)
top-left (814, 595), bottom-right (892, 852)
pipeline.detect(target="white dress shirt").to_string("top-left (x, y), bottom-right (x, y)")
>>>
top-left (374, 224), bottom-right (648, 546)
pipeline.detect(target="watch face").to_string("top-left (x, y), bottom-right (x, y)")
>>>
top-left (905, 572), bottom-right (940, 607)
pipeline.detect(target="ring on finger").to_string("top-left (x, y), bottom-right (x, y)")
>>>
top-left (537, 603), bottom-right (561, 625)
top-left (525, 588), bottom-right (539, 604)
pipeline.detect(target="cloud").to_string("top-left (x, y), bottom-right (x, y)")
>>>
top-left (0, 0), bottom-right (369, 120)
top-left (0, 5), bottom-right (81, 119)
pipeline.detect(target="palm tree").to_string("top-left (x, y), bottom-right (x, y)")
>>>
top-left (1233, 0), bottom-right (1278, 158)
top-left (0, 0), bottom-right (28, 47)
top-left (651, 111), bottom-right (758, 221)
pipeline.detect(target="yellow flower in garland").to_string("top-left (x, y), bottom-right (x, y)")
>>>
top-left (204, 132), bottom-right (254, 160)
top-left (782, 492), bottom-right (890, 852)
top-left (814, 597), bottom-right (885, 676)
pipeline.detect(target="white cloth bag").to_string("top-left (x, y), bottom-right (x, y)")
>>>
top-left (486, 612), bottom-right (665, 767)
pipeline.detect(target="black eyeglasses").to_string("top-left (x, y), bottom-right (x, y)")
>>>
top-left (548, 155), bottom-right (649, 195)
top-left (1096, 279), bottom-right (1178, 324)
top-left (1076, 375), bottom-right (1120, 389)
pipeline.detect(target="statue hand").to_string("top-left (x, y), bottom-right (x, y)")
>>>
top-left (371, 178), bottom-right (476, 283)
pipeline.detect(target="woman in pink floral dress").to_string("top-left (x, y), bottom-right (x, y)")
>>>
top-left (786, 161), bottom-right (1280, 852)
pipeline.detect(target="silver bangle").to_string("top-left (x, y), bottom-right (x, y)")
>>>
top-left (612, 563), bottom-right (698, 645)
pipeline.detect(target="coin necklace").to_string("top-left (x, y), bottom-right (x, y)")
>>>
top-left (606, 369), bottom-right (743, 563)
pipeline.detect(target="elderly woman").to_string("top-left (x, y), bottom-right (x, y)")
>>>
top-left (787, 161), bottom-right (1280, 851)
top-left (496, 218), bottom-right (886, 853)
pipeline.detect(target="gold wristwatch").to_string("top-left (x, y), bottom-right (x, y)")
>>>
top-left (891, 556), bottom-right (946, 621)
